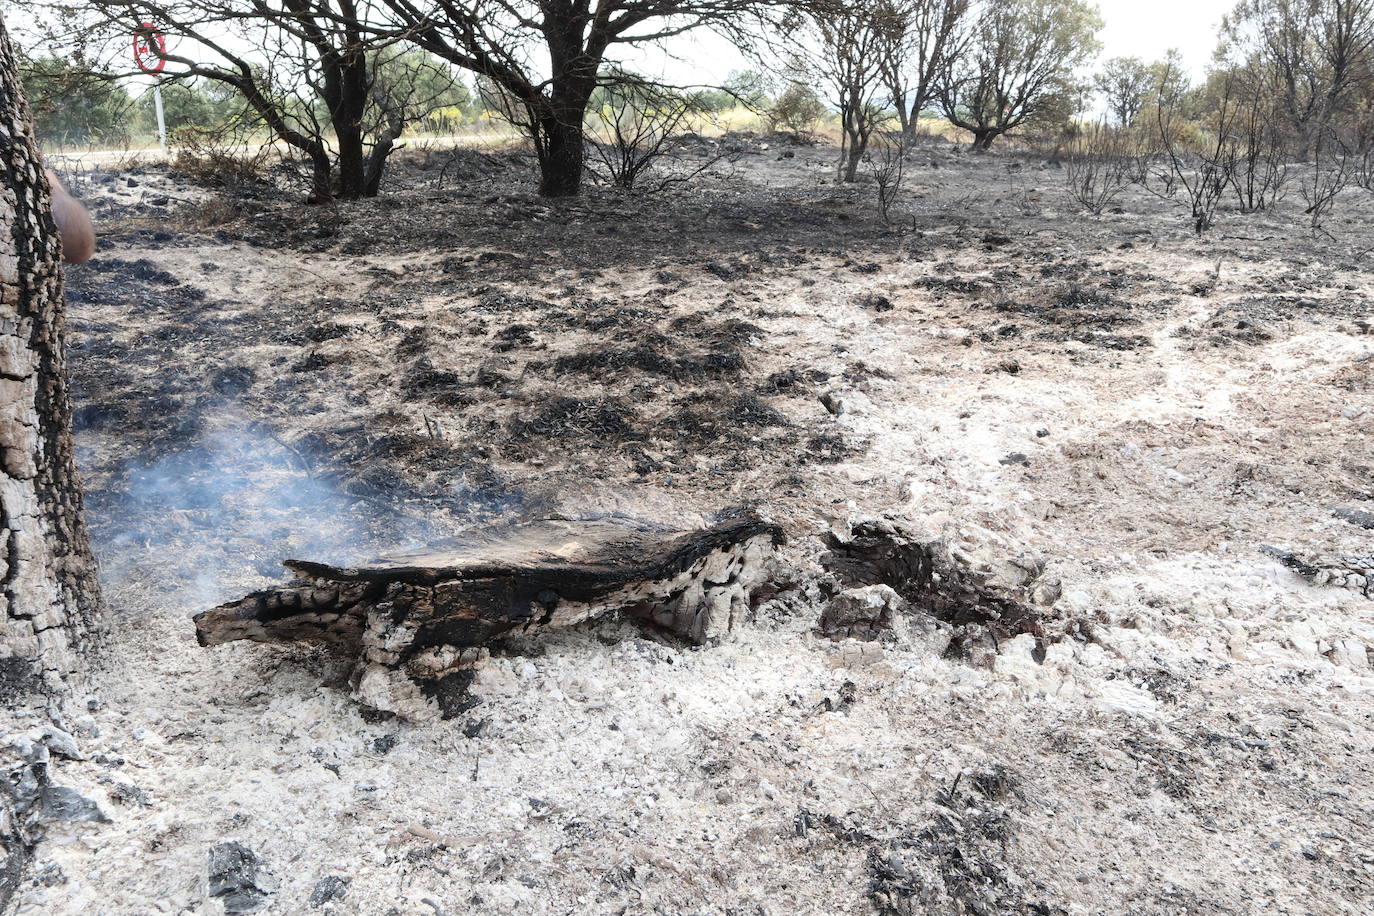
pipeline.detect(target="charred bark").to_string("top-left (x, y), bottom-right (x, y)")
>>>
top-left (195, 515), bottom-right (783, 721)
top-left (1, 16), bottom-right (105, 911)
top-left (536, 113), bottom-right (588, 198)
top-left (0, 17), bottom-right (103, 701)
top-left (822, 520), bottom-right (1046, 663)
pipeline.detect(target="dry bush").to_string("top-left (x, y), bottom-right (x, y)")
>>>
top-left (1354, 145), bottom-right (1374, 193)
top-left (1300, 136), bottom-right (1351, 230)
top-left (170, 126), bottom-right (273, 195)
top-left (1063, 121), bottom-right (1133, 215)
top-left (585, 80), bottom-right (723, 191)
top-left (1229, 91), bottom-right (1289, 212)
top-left (865, 129), bottom-right (907, 223)
top-left (1147, 72), bottom-right (1240, 236)
top-left (182, 195), bottom-right (242, 229)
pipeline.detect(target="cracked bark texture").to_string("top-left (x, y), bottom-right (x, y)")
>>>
top-left (0, 15), bottom-right (103, 702)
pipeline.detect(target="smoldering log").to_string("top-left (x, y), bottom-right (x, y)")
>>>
top-left (194, 515), bottom-right (784, 721)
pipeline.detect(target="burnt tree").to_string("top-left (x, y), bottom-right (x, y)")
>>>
top-left (0, 17), bottom-right (102, 702)
top-left (0, 13), bottom-right (105, 910)
top-left (373, 0), bottom-right (772, 196)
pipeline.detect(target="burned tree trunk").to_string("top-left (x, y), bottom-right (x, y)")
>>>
top-left (196, 515), bottom-right (783, 721)
top-left (1, 16), bottom-right (105, 911)
top-left (0, 17), bottom-right (103, 702)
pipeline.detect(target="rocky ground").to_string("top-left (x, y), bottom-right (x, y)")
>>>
top-left (9, 132), bottom-right (1374, 914)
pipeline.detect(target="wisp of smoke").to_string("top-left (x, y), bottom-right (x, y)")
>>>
top-left (87, 423), bottom-right (446, 611)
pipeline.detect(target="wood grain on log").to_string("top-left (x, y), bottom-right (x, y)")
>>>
top-left (194, 515), bottom-right (783, 721)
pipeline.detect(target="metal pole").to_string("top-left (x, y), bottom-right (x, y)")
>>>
top-left (153, 84), bottom-right (167, 151)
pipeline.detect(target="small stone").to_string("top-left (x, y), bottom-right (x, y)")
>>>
top-left (40, 726), bottom-right (83, 760)
top-left (38, 787), bottom-right (109, 824)
top-left (903, 613), bottom-right (954, 660)
top-left (207, 842), bottom-right (271, 915)
top-left (105, 780), bottom-right (151, 806)
top-left (1334, 507), bottom-right (1374, 530)
top-left (309, 875), bottom-right (349, 907)
top-left (999, 452), bottom-right (1029, 466)
top-left (819, 391), bottom-right (847, 416)
top-left (818, 585), bottom-right (903, 641)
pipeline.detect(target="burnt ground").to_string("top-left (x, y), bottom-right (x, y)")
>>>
top-left (18, 134), bottom-right (1374, 914)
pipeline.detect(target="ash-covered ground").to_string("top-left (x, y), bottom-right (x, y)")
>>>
top-left (16, 135), bottom-right (1374, 914)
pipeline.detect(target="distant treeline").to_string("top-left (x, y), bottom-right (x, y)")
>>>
top-left (20, 51), bottom-right (769, 150)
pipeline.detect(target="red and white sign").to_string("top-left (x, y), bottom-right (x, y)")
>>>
top-left (133, 22), bottom-right (166, 74)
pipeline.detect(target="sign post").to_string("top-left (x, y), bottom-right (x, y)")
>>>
top-left (133, 22), bottom-right (168, 151)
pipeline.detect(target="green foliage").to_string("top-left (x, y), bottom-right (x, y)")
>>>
top-left (943, 0), bottom-right (1103, 146)
top-left (690, 88), bottom-right (737, 112)
top-left (373, 50), bottom-right (475, 134)
top-left (19, 56), bottom-right (134, 147)
top-left (768, 83), bottom-right (829, 134)
top-left (1094, 56), bottom-right (1154, 126)
top-left (686, 71), bottom-right (771, 114)
top-left (139, 79), bottom-right (248, 135)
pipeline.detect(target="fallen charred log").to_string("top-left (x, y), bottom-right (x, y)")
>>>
top-left (194, 515), bottom-right (784, 720)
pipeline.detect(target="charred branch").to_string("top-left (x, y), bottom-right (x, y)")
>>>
top-left (194, 515), bottom-right (784, 721)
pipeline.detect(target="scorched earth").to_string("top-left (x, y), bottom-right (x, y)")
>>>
top-left (15, 134), bottom-right (1374, 915)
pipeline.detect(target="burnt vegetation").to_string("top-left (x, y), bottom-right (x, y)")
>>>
top-left (12, 0), bottom-right (1374, 912)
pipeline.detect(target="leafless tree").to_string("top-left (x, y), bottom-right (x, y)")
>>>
top-left (1063, 120), bottom-right (1133, 214)
top-left (876, 0), bottom-right (970, 141)
top-left (1150, 67), bottom-right (1241, 235)
top-left (866, 128), bottom-right (907, 220)
top-left (583, 75), bottom-right (723, 190)
top-left (1229, 73), bottom-right (1290, 211)
top-left (1356, 142), bottom-right (1374, 189)
top-left (937, 0), bottom-right (1102, 150)
top-left (1352, 86), bottom-right (1374, 188)
top-left (1300, 129), bottom-right (1352, 226)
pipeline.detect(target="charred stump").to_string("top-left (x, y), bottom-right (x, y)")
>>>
top-left (821, 519), bottom-right (1048, 664)
top-left (194, 515), bottom-right (784, 721)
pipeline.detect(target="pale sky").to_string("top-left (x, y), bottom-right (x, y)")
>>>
top-left (635, 0), bottom-right (1239, 87)
top-left (1094, 0), bottom-right (1235, 76)
top-left (7, 0), bottom-right (1240, 93)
